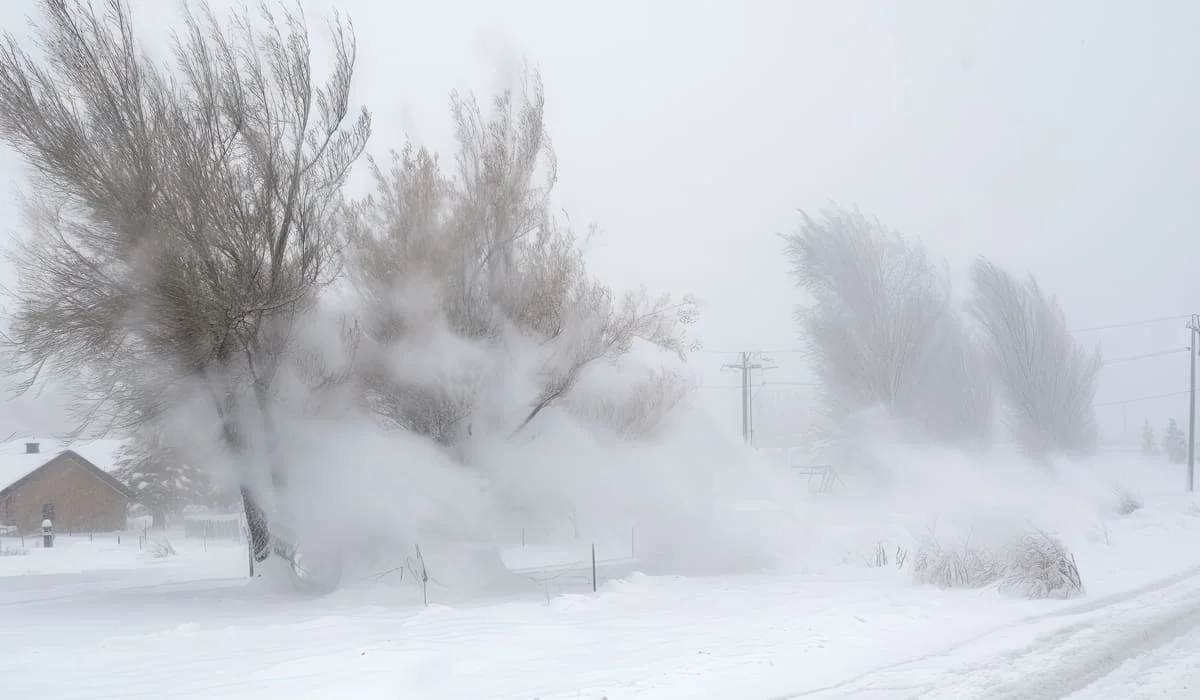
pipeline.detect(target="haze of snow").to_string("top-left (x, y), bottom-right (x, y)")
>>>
top-left (171, 298), bottom-right (1160, 598)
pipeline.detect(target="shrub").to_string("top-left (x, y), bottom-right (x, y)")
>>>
top-left (912, 533), bottom-right (1000, 589)
top-left (1112, 486), bottom-right (1143, 516)
top-left (998, 529), bottom-right (1084, 599)
top-left (911, 527), bottom-right (1084, 599)
top-left (147, 538), bottom-right (177, 559)
top-left (864, 541), bottom-right (909, 569)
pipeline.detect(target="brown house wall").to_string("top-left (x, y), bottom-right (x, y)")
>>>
top-left (0, 453), bottom-right (129, 534)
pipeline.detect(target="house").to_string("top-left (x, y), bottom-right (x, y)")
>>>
top-left (0, 439), bottom-right (132, 534)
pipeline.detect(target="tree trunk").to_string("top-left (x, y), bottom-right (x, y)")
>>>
top-left (151, 509), bottom-right (167, 530)
top-left (221, 417), bottom-right (272, 563)
top-left (241, 486), bottom-right (271, 563)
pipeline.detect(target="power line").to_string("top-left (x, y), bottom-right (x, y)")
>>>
top-left (1072, 315), bottom-right (1192, 334)
top-left (698, 348), bottom-right (805, 355)
top-left (1094, 390), bottom-right (1190, 408)
top-left (1102, 347), bottom-right (1190, 366)
top-left (701, 380), bottom-right (818, 390)
top-left (695, 316), bottom-right (1192, 356)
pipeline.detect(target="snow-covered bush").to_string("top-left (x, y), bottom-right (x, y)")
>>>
top-left (912, 533), bottom-right (1000, 589)
top-left (911, 527), bottom-right (1084, 599)
top-left (147, 538), bottom-right (177, 559)
top-left (1111, 485), bottom-right (1143, 516)
top-left (997, 529), bottom-right (1084, 599)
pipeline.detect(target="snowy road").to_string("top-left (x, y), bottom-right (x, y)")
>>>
top-left (794, 564), bottom-right (1200, 699)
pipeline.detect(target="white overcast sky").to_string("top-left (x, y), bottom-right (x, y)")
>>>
top-left (0, 0), bottom-right (1197, 446)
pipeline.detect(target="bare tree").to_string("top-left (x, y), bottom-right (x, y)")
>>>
top-left (0, 0), bottom-right (370, 560)
top-left (346, 70), bottom-right (696, 448)
top-left (968, 258), bottom-right (1100, 459)
top-left (782, 206), bottom-right (990, 442)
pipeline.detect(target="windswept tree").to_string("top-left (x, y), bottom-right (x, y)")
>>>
top-left (344, 72), bottom-right (696, 452)
top-left (968, 258), bottom-right (1101, 460)
top-left (0, 0), bottom-right (370, 560)
top-left (781, 206), bottom-right (991, 443)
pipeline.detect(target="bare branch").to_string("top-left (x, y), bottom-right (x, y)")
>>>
top-left (346, 67), bottom-right (697, 443)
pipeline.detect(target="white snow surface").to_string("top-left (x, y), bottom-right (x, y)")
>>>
top-left (4, 457), bottom-right (1200, 698)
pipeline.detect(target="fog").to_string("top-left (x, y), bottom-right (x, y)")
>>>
top-left (0, 0), bottom-right (1194, 592)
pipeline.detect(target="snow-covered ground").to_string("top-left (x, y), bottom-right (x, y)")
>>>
top-left (4, 467), bottom-right (1200, 700)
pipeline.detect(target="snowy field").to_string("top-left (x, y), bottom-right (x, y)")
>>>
top-left (4, 464), bottom-right (1200, 699)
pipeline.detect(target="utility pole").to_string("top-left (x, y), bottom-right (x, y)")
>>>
top-left (1188, 315), bottom-right (1199, 492)
top-left (722, 351), bottom-right (776, 445)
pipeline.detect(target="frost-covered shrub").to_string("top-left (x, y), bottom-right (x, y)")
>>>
top-left (997, 529), bottom-right (1084, 599)
top-left (911, 527), bottom-right (1084, 599)
top-left (911, 534), bottom-right (1000, 589)
top-left (864, 541), bottom-right (909, 569)
top-left (147, 538), bottom-right (177, 559)
top-left (1111, 486), bottom-right (1143, 516)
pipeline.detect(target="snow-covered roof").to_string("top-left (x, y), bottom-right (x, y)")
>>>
top-left (0, 437), bottom-right (127, 493)
top-left (66, 439), bottom-right (126, 473)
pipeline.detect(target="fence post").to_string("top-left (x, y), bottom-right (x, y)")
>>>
top-left (591, 543), bottom-right (597, 593)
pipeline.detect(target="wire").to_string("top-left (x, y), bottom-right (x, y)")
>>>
top-left (1094, 390), bottom-right (1190, 407)
top-left (699, 348), bottom-right (806, 356)
top-left (700, 316), bottom-right (1191, 358)
top-left (701, 380), bottom-right (818, 390)
top-left (1102, 347), bottom-right (1191, 366)
top-left (1073, 315), bottom-right (1192, 334)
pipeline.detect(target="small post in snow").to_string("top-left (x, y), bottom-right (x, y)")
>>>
top-left (41, 519), bottom-right (53, 548)
top-left (591, 543), bottom-right (597, 593)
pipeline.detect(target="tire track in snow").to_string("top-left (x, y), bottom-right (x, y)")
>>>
top-left (778, 562), bottom-right (1200, 699)
top-left (925, 592), bottom-right (1200, 699)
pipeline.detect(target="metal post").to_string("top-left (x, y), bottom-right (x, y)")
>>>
top-left (1188, 315), bottom-right (1199, 492)
top-left (741, 353), bottom-right (750, 443)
